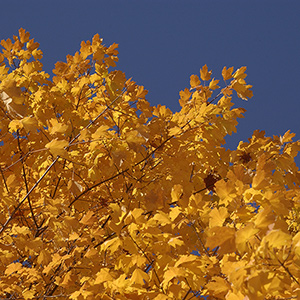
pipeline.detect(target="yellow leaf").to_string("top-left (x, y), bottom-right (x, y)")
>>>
top-left (190, 74), bottom-right (201, 89)
top-left (91, 125), bottom-right (109, 139)
top-left (70, 291), bottom-right (81, 300)
top-left (209, 207), bottom-right (229, 228)
top-left (168, 237), bottom-right (184, 248)
top-left (45, 139), bottom-right (69, 156)
top-left (19, 28), bottom-right (30, 43)
top-left (171, 184), bottom-right (183, 203)
top-left (84, 247), bottom-right (98, 258)
top-left (11, 225), bottom-right (31, 236)
top-left (226, 291), bottom-right (246, 300)
top-left (252, 169), bottom-right (267, 189)
top-left (22, 116), bottom-right (38, 132)
top-left (60, 272), bottom-right (74, 288)
top-left (262, 229), bottom-right (292, 249)
top-left (206, 276), bottom-right (230, 298)
top-left (126, 130), bottom-right (146, 145)
top-left (179, 88), bottom-right (191, 103)
top-left (200, 64), bottom-right (212, 81)
top-left (69, 232), bottom-right (80, 241)
top-left (130, 268), bottom-right (149, 285)
top-left (80, 128), bottom-right (91, 141)
top-left (206, 227), bottom-right (236, 255)
top-left (101, 236), bottom-right (121, 253)
top-left (22, 289), bottom-right (35, 300)
top-left (280, 130), bottom-right (295, 143)
top-left (222, 66), bottom-right (234, 80)
top-left (37, 249), bottom-right (51, 265)
top-left (111, 274), bottom-right (130, 292)
top-left (232, 80), bottom-right (253, 100)
top-left (1, 80), bottom-right (23, 104)
top-left (48, 118), bottom-right (69, 134)
top-left (175, 255), bottom-right (197, 267)
top-left (233, 66), bottom-right (247, 80)
top-left (209, 78), bottom-right (220, 90)
top-left (68, 179), bottom-right (84, 196)
top-left (235, 223), bottom-right (259, 254)
top-left (93, 48), bottom-right (105, 61)
top-left (254, 206), bottom-right (275, 229)
top-left (9, 119), bottom-right (23, 132)
top-left (95, 268), bottom-right (114, 284)
top-left (81, 290), bottom-right (93, 300)
top-left (162, 267), bottom-right (185, 289)
top-left (88, 165), bottom-right (101, 181)
top-left (5, 262), bottom-right (22, 275)
top-left (6, 174), bottom-right (18, 189)
top-left (169, 126), bottom-right (181, 136)
top-left (80, 210), bottom-right (97, 226)
top-left (153, 211), bottom-right (172, 225)
top-left (169, 206), bottom-right (182, 221)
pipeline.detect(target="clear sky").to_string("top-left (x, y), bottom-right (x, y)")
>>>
top-left (1, 0), bottom-right (299, 163)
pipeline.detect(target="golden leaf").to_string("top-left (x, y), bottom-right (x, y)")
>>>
top-left (162, 267), bottom-right (185, 289)
top-left (100, 237), bottom-right (121, 253)
top-left (200, 64), bottom-right (212, 81)
top-left (37, 249), bottom-right (51, 265)
top-left (95, 268), bottom-right (114, 284)
top-left (80, 210), bottom-right (97, 226)
top-left (174, 255), bottom-right (197, 267)
top-left (261, 229), bottom-right (292, 249)
top-left (209, 207), bottom-right (229, 228)
top-left (235, 223), bottom-right (259, 254)
top-left (22, 116), bottom-right (38, 132)
top-left (153, 211), bottom-right (172, 226)
top-left (22, 290), bottom-right (36, 300)
top-left (209, 78), bottom-right (220, 90)
top-left (190, 74), bottom-right (201, 89)
top-left (130, 268), bottom-right (149, 285)
top-left (60, 272), bottom-right (74, 288)
top-left (206, 276), bottom-right (230, 298)
top-left (5, 262), bottom-right (22, 275)
top-left (168, 237), bottom-right (184, 248)
top-left (171, 184), bottom-right (183, 203)
top-left (206, 227), bottom-right (236, 255)
top-left (45, 139), bottom-right (69, 156)
top-left (48, 118), bottom-right (69, 134)
top-left (222, 66), bottom-right (234, 81)
top-left (91, 125), bottom-right (109, 139)
top-left (9, 119), bottom-right (23, 132)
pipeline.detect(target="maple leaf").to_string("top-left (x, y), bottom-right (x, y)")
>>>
top-left (200, 64), bottom-right (212, 81)
top-left (5, 262), bottom-right (22, 275)
top-left (222, 66), bottom-right (234, 81)
top-left (45, 139), bottom-right (69, 156)
top-left (130, 268), bottom-right (149, 285)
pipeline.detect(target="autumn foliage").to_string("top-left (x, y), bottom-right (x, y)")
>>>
top-left (1, 28), bottom-right (300, 300)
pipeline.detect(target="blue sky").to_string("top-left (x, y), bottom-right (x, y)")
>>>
top-left (1, 0), bottom-right (299, 163)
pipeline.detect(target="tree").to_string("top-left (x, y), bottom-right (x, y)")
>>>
top-left (0, 28), bottom-right (300, 300)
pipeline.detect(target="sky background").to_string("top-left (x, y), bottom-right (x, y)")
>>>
top-left (0, 0), bottom-right (299, 164)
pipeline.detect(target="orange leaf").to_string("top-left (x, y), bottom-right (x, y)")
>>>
top-left (222, 66), bottom-right (234, 80)
top-left (200, 64), bottom-right (212, 81)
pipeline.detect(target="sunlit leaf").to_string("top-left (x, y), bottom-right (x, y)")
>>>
top-left (45, 139), bottom-right (69, 156)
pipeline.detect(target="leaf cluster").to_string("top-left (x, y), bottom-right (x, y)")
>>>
top-left (0, 29), bottom-right (300, 300)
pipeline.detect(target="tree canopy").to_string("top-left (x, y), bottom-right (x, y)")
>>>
top-left (0, 28), bottom-right (300, 300)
